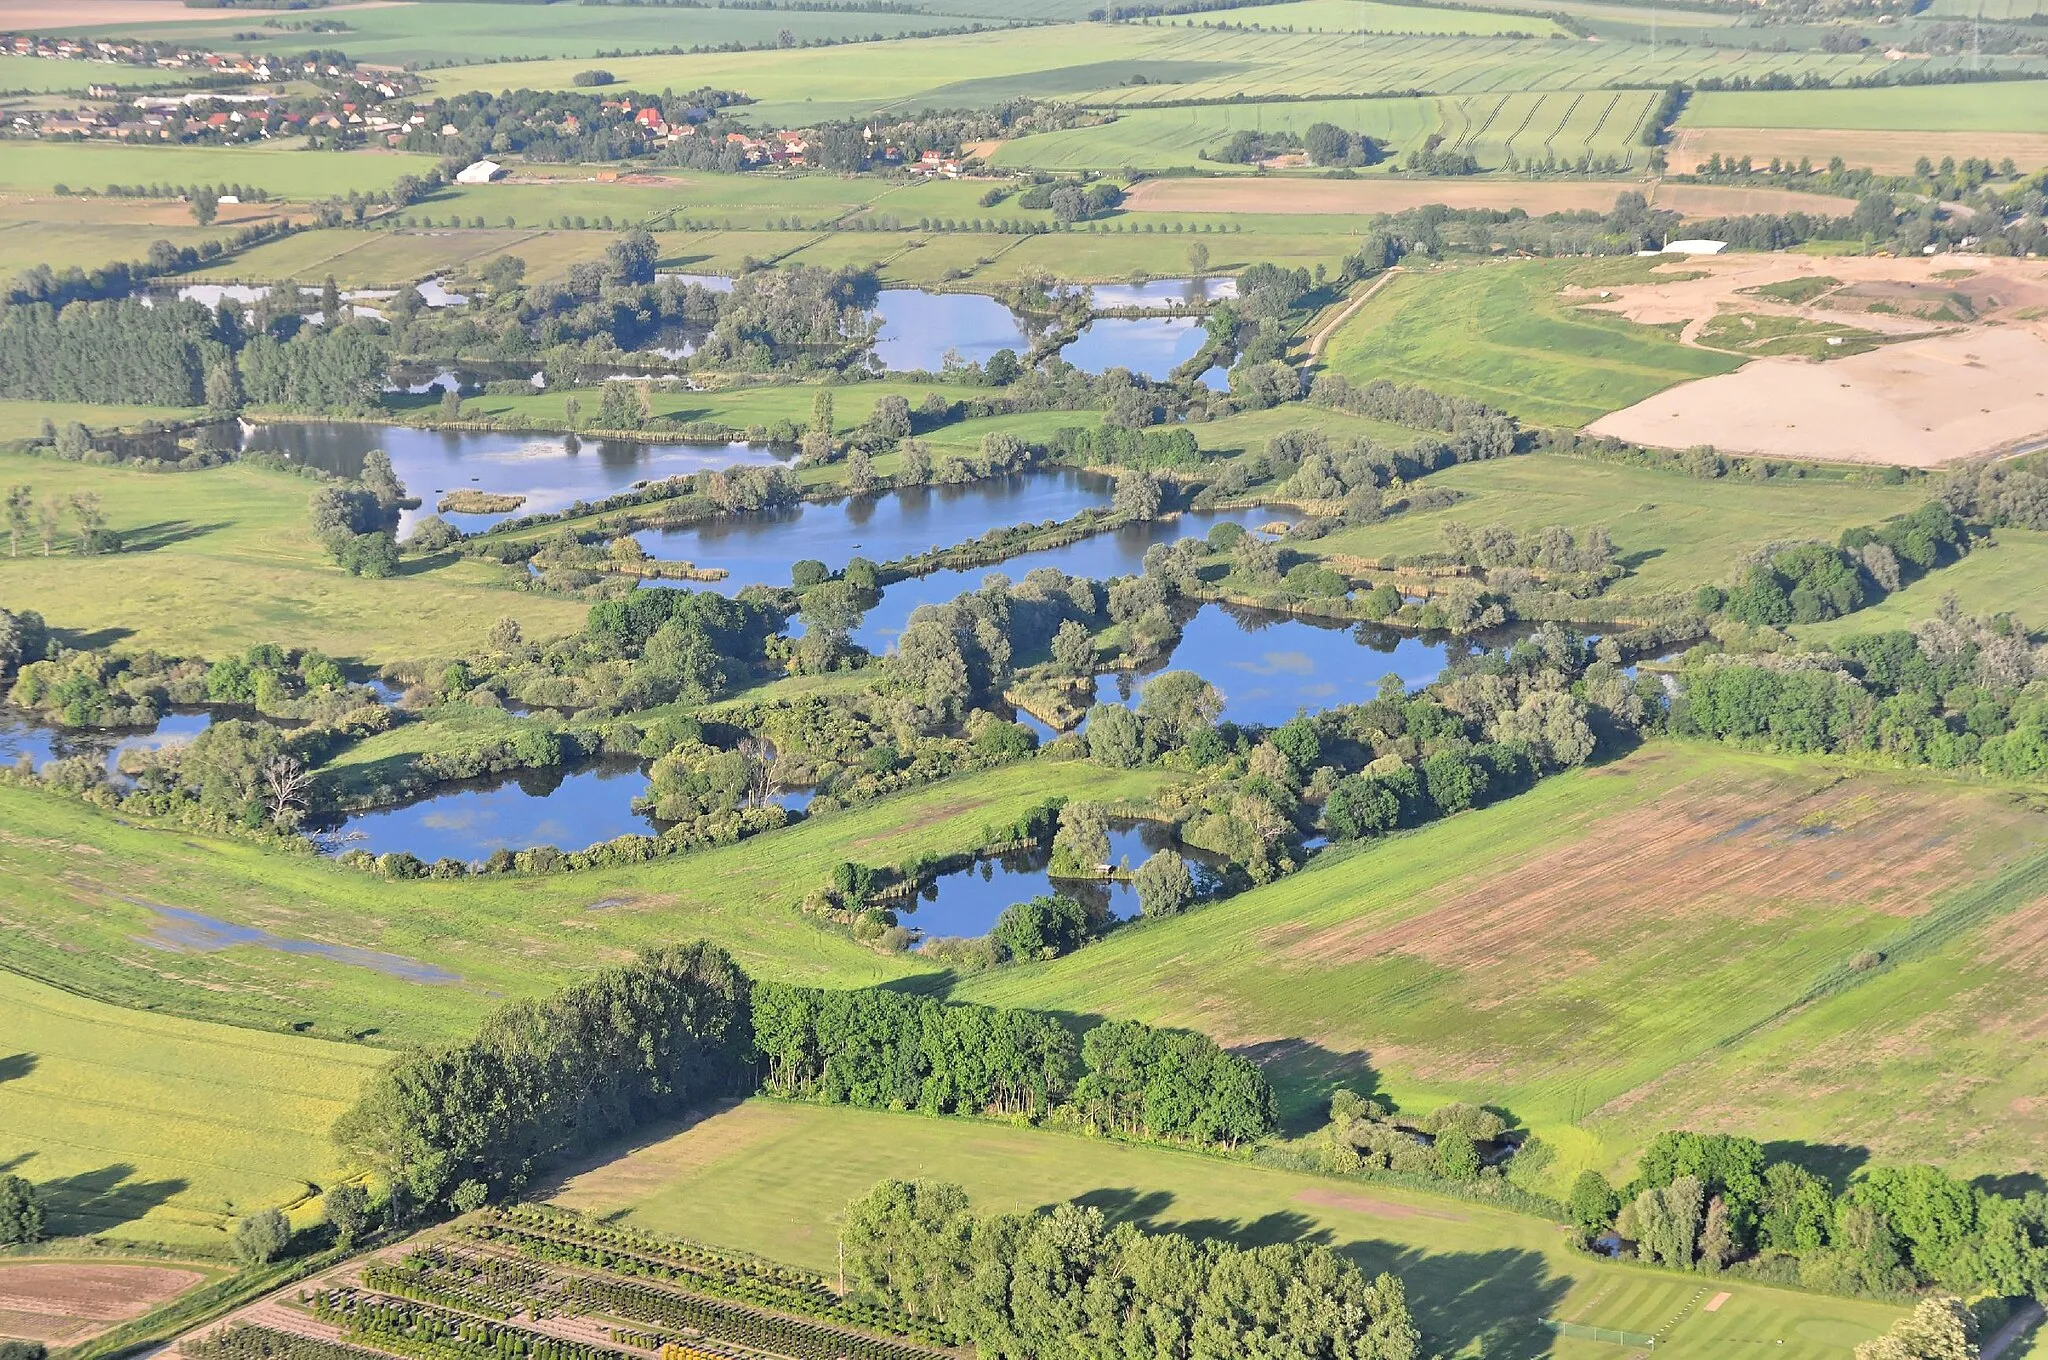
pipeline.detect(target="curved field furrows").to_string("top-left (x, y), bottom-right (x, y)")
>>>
top-left (1542, 90), bottom-right (1586, 160)
top-left (1458, 92), bottom-right (1512, 153)
top-left (1497, 92), bottom-right (1547, 162)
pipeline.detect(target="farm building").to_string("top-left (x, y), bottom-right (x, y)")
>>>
top-left (455, 159), bottom-right (504, 185)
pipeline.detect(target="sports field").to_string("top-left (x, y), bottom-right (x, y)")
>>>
top-left (546, 1098), bottom-right (1907, 1360)
top-left (1318, 259), bottom-right (1744, 428)
top-left (0, 967), bottom-right (382, 1243)
top-left (957, 743), bottom-right (2048, 1179)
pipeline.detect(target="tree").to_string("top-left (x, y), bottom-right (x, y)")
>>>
top-left (55, 422), bottom-right (92, 460)
top-left (1051, 619), bottom-right (1094, 676)
top-left (840, 1178), bottom-right (973, 1319)
top-left (36, 497), bottom-right (61, 556)
top-left (1854, 1297), bottom-right (1973, 1360)
top-left (1113, 469), bottom-right (1163, 521)
top-left (811, 388), bottom-right (834, 439)
top-left (1567, 1170), bottom-right (1619, 1242)
top-left (1434, 1127), bottom-right (1480, 1181)
top-left (597, 379), bottom-right (645, 430)
top-left (866, 394), bottom-right (912, 442)
top-left (324, 1182), bottom-right (372, 1247)
top-left (993, 894), bottom-right (1090, 961)
top-left (1133, 850), bottom-right (1195, 917)
top-left (1304, 121), bottom-right (1354, 166)
top-left (231, 1207), bottom-right (291, 1264)
top-left (1699, 1195), bottom-right (1736, 1272)
top-left (6, 486), bottom-right (32, 556)
top-left (192, 186), bottom-right (219, 225)
top-left (604, 228), bottom-right (658, 286)
top-left (1049, 801), bottom-right (1111, 877)
top-left (1085, 702), bottom-right (1145, 768)
top-left (0, 1175), bottom-right (44, 1245)
top-left (321, 276), bottom-right (343, 326)
top-left (205, 362), bottom-right (242, 413)
top-left (1186, 241), bottom-right (1209, 276)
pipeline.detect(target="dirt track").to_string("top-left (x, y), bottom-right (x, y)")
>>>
top-left (1122, 177), bottom-right (1853, 219)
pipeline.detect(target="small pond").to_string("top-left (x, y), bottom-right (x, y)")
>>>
top-left (868, 289), bottom-right (1036, 373)
top-left (656, 271), bottom-right (735, 292)
top-left (1075, 605), bottom-right (1525, 729)
top-left (236, 421), bottom-right (789, 534)
top-left (0, 706), bottom-right (217, 777)
top-left (845, 504), bottom-right (1301, 653)
top-left (1061, 315), bottom-right (1215, 383)
top-left (306, 758), bottom-right (659, 861)
top-left (1084, 277), bottom-right (1237, 311)
top-left (900, 819), bottom-right (1224, 946)
top-left (636, 469), bottom-right (1116, 592)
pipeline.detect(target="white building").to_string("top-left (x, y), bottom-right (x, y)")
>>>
top-left (455, 159), bottom-right (503, 185)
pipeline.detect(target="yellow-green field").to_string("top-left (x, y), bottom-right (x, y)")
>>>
top-left (1795, 528), bottom-right (2048, 641)
top-left (547, 1099), bottom-right (1907, 1360)
top-left (0, 142), bottom-right (439, 199)
top-left (0, 967), bottom-right (382, 1244)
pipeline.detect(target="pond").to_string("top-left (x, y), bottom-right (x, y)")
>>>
top-left (867, 289), bottom-right (1036, 373)
top-left (635, 469), bottom-right (1117, 592)
top-left (1085, 277), bottom-right (1237, 311)
top-left (0, 706), bottom-right (217, 777)
top-left (656, 271), bottom-right (735, 292)
top-left (306, 758), bottom-right (659, 861)
top-left (845, 504), bottom-right (1301, 653)
top-left (236, 421), bottom-right (789, 534)
top-left (1077, 605), bottom-right (1521, 729)
top-left (899, 818), bottom-right (1224, 946)
top-left (1061, 315), bottom-right (1218, 384)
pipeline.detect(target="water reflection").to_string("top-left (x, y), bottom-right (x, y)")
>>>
top-left (1086, 277), bottom-right (1237, 310)
top-left (0, 706), bottom-right (215, 777)
top-left (637, 470), bottom-right (1115, 592)
top-left (238, 422), bottom-right (788, 533)
top-left (902, 819), bottom-right (1223, 946)
top-left (1062, 315), bottom-right (1212, 381)
top-left (306, 759), bottom-right (656, 861)
top-left (869, 290), bottom-right (1034, 372)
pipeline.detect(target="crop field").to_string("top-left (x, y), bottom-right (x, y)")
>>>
top-left (1318, 259), bottom-right (1744, 428)
top-left (38, 2), bottom-right (988, 64)
top-left (0, 759), bottom-right (1173, 1045)
top-left (548, 1099), bottom-right (1907, 1360)
top-left (0, 450), bottom-right (591, 661)
top-left (1179, 0), bottom-right (1571, 36)
top-left (958, 743), bottom-right (2048, 1179)
top-left (1306, 452), bottom-right (1922, 603)
top-left (1684, 79), bottom-right (2048, 132)
top-left (0, 967), bottom-right (382, 1242)
top-left (0, 53), bottom-right (207, 93)
top-left (991, 90), bottom-right (1652, 171)
top-left (1925, 0), bottom-right (2048, 16)
top-left (0, 1259), bottom-right (219, 1345)
top-left (0, 142), bottom-right (438, 200)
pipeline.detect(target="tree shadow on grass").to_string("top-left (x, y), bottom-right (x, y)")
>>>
top-left (0, 1052), bottom-right (35, 1084)
top-left (1234, 1038), bottom-right (1384, 1139)
top-left (1351, 1243), bottom-right (1570, 1360)
top-left (49, 625), bottom-right (134, 651)
top-left (34, 1162), bottom-right (189, 1236)
top-left (1975, 1170), bottom-right (2047, 1198)
top-left (120, 519), bottom-right (232, 553)
top-left (1762, 1139), bottom-right (1869, 1192)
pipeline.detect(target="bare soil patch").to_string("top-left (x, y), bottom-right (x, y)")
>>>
top-left (0, 1262), bottom-right (204, 1343)
top-left (1280, 770), bottom-right (2022, 979)
top-left (1671, 126), bottom-right (2048, 178)
top-left (1590, 324), bottom-right (2048, 465)
top-left (1293, 1187), bottom-right (1469, 1222)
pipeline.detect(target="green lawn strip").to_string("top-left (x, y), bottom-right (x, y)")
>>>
top-left (1318, 260), bottom-right (1743, 429)
top-left (548, 1098), bottom-right (1903, 1360)
top-left (0, 450), bottom-right (589, 663)
top-left (0, 967), bottom-right (383, 1242)
top-left (0, 760), bottom-right (1170, 1044)
top-left (952, 743), bottom-right (2048, 1181)
top-left (0, 400), bottom-right (203, 441)
top-left (1684, 80), bottom-right (2048, 132)
top-left (1305, 452), bottom-right (1920, 603)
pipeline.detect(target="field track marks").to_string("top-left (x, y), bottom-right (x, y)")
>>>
top-left (1305, 267), bottom-right (1403, 362)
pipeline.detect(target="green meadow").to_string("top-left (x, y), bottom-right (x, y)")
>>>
top-left (0, 142), bottom-right (439, 199)
top-left (1793, 528), bottom-right (2048, 642)
top-left (1685, 80), bottom-right (2048, 132)
top-left (1318, 260), bottom-right (1744, 428)
top-left (0, 967), bottom-right (382, 1244)
top-left (956, 743), bottom-right (2048, 1180)
top-left (547, 1098), bottom-right (1907, 1360)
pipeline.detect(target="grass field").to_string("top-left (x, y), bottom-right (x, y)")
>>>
top-left (0, 399), bottom-right (201, 440)
top-left (0, 760), bottom-right (1171, 1045)
top-left (0, 142), bottom-right (439, 200)
top-left (955, 743), bottom-right (2048, 1180)
top-left (1179, 0), bottom-right (1571, 36)
top-left (0, 451), bottom-right (591, 662)
top-left (1794, 528), bottom-right (2048, 642)
top-left (1318, 260), bottom-right (1744, 428)
top-left (0, 53), bottom-right (207, 93)
top-left (0, 967), bottom-right (382, 1243)
top-left (547, 1099), bottom-right (1907, 1360)
top-left (1306, 453), bottom-right (1923, 604)
top-left (1684, 80), bottom-right (2048, 132)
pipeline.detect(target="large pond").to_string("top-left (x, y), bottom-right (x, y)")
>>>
top-left (899, 818), bottom-right (1224, 946)
top-left (868, 290), bottom-right (1035, 373)
top-left (1079, 605), bottom-right (1519, 729)
top-left (237, 422), bottom-right (787, 534)
top-left (0, 706), bottom-right (216, 776)
top-left (635, 469), bottom-right (1116, 592)
top-left (863, 283), bottom-right (1222, 381)
top-left (845, 504), bottom-right (1301, 653)
top-left (1086, 277), bottom-right (1237, 311)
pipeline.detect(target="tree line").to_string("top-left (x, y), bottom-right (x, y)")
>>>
top-left (752, 982), bottom-right (1275, 1148)
top-left (838, 1178), bottom-right (1420, 1360)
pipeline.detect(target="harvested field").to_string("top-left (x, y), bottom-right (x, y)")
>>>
top-left (1121, 176), bottom-right (1850, 218)
top-left (1589, 326), bottom-right (2048, 465)
top-left (0, 1261), bottom-right (206, 1343)
top-left (1670, 126), bottom-right (2048, 177)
